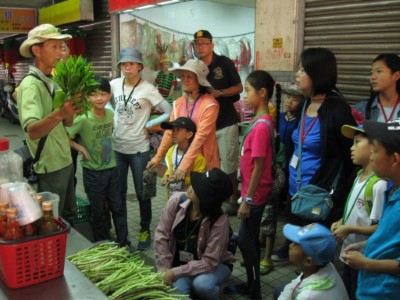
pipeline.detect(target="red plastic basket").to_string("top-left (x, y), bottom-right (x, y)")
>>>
top-left (0, 218), bottom-right (70, 288)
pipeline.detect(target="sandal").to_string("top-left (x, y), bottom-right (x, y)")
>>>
top-left (260, 259), bottom-right (274, 275)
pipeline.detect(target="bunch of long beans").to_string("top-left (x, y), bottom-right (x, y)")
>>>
top-left (67, 242), bottom-right (185, 300)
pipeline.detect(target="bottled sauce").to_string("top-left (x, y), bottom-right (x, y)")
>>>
top-left (0, 138), bottom-right (23, 183)
top-left (4, 207), bottom-right (24, 241)
top-left (0, 201), bottom-right (9, 238)
top-left (38, 201), bottom-right (58, 235)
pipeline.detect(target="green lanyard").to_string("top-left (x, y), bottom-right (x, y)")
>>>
top-left (184, 215), bottom-right (202, 251)
top-left (240, 111), bottom-right (268, 152)
top-left (342, 173), bottom-right (375, 225)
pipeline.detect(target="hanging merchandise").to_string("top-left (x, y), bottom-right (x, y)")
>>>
top-left (214, 39), bottom-right (229, 58)
top-left (3, 39), bottom-right (20, 67)
top-left (141, 23), bottom-right (158, 70)
top-left (239, 37), bottom-right (252, 69)
top-left (181, 37), bottom-right (194, 64)
top-left (66, 27), bottom-right (86, 56)
top-left (169, 34), bottom-right (179, 54)
top-left (121, 19), bottom-right (138, 49)
top-left (226, 38), bottom-right (241, 69)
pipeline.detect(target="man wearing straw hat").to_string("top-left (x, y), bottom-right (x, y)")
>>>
top-left (17, 24), bottom-right (82, 223)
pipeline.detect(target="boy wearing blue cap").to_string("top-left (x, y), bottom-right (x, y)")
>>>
top-left (342, 119), bottom-right (400, 299)
top-left (275, 223), bottom-right (348, 300)
top-left (331, 124), bottom-right (386, 300)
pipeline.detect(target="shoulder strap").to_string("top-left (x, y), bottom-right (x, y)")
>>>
top-left (23, 73), bottom-right (54, 99)
top-left (363, 175), bottom-right (380, 216)
top-left (253, 118), bottom-right (277, 164)
top-left (33, 136), bottom-right (48, 164)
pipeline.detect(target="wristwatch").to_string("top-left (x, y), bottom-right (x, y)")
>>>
top-left (245, 196), bottom-right (253, 204)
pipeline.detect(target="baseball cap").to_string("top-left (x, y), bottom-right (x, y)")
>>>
top-left (283, 84), bottom-right (302, 96)
top-left (283, 223), bottom-right (337, 266)
top-left (20, 24), bottom-right (72, 58)
top-left (364, 118), bottom-right (400, 152)
top-left (193, 30), bottom-right (213, 41)
top-left (190, 168), bottom-right (233, 206)
top-left (169, 59), bottom-right (213, 93)
top-left (161, 117), bottom-right (196, 134)
top-left (117, 48), bottom-right (143, 65)
top-left (341, 124), bottom-right (366, 139)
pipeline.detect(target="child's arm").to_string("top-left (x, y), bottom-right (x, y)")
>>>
top-left (238, 157), bottom-right (264, 219)
top-left (342, 251), bottom-right (400, 275)
top-left (330, 218), bottom-right (342, 231)
top-left (69, 139), bottom-right (89, 160)
top-left (333, 224), bottom-right (377, 242)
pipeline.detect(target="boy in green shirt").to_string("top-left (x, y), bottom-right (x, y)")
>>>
top-left (68, 77), bottom-right (130, 247)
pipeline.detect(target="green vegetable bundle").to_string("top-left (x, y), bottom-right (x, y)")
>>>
top-left (68, 242), bottom-right (185, 300)
top-left (52, 55), bottom-right (99, 113)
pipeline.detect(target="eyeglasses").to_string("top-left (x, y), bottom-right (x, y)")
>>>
top-left (194, 42), bottom-right (211, 48)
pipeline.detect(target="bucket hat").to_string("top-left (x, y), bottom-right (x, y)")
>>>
top-left (117, 48), bottom-right (143, 65)
top-left (169, 59), bottom-right (213, 92)
top-left (20, 24), bottom-right (72, 58)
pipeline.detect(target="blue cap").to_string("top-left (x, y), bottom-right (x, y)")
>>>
top-left (118, 48), bottom-right (143, 65)
top-left (283, 223), bottom-right (337, 266)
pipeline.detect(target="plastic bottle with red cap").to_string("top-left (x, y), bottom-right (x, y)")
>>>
top-left (0, 138), bottom-right (23, 184)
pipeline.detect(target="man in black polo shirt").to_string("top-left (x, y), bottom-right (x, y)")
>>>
top-left (193, 30), bottom-right (243, 215)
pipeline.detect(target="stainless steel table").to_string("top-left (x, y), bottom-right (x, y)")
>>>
top-left (0, 228), bottom-right (107, 300)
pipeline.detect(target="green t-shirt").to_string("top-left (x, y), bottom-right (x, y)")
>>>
top-left (17, 66), bottom-right (72, 174)
top-left (67, 109), bottom-right (116, 171)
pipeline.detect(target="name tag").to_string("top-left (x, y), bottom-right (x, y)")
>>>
top-left (290, 154), bottom-right (299, 169)
top-left (179, 250), bottom-right (194, 263)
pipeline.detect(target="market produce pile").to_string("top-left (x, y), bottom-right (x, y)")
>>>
top-left (67, 242), bottom-right (184, 300)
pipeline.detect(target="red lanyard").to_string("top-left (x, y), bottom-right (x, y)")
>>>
top-left (301, 112), bottom-right (319, 144)
top-left (378, 97), bottom-right (400, 122)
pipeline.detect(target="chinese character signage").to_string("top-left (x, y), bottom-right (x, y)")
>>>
top-left (0, 8), bottom-right (36, 33)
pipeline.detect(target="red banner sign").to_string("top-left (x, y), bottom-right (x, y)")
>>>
top-left (109, 0), bottom-right (160, 13)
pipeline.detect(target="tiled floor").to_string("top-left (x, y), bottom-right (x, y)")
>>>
top-left (1, 115), bottom-right (298, 299)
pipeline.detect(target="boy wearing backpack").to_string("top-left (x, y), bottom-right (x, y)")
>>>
top-left (341, 119), bottom-right (400, 299)
top-left (331, 124), bottom-right (387, 300)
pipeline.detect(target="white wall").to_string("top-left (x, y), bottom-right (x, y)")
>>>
top-left (120, 1), bottom-right (255, 38)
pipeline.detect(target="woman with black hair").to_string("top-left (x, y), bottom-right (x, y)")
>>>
top-left (355, 53), bottom-right (400, 122)
top-left (154, 168), bottom-right (234, 299)
top-left (289, 47), bottom-right (356, 224)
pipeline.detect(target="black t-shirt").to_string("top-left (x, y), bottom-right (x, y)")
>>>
top-left (207, 53), bottom-right (242, 130)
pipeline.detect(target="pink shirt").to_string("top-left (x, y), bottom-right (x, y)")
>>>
top-left (240, 115), bottom-right (273, 206)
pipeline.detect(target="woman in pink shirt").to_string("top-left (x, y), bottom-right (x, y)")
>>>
top-left (147, 59), bottom-right (220, 183)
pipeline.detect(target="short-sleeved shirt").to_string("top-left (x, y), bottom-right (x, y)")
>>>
top-left (207, 53), bottom-right (242, 130)
top-left (289, 116), bottom-right (322, 196)
top-left (357, 184), bottom-right (400, 299)
top-left (17, 66), bottom-right (72, 174)
top-left (240, 115), bottom-right (273, 205)
top-left (67, 109), bottom-right (116, 171)
top-left (110, 78), bottom-right (164, 154)
top-left (339, 176), bottom-right (386, 262)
